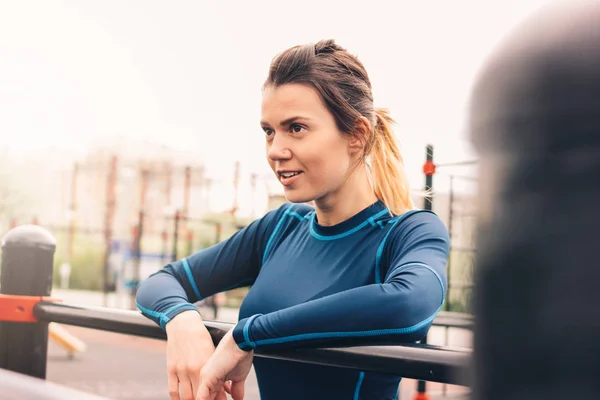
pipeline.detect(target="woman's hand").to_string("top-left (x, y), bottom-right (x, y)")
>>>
top-left (196, 329), bottom-right (254, 400)
top-left (165, 310), bottom-right (224, 400)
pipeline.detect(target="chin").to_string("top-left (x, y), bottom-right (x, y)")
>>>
top-left (283, 189), bottom-right (315, 204)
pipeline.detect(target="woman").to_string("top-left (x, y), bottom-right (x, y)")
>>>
top-left (136, 39), bottom-right (449, 400)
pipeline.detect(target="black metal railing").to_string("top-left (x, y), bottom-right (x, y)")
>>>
top-left (34, 301), bottom-right (471, 385)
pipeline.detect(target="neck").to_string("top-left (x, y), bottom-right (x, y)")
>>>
top-left (313, 166), bottom-right (378, 226)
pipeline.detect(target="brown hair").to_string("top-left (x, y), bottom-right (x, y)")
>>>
top-left (264, 39), bottom-right (414, 214)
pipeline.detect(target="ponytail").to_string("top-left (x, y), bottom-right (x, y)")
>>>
top-left (370, 108), bottom-right (415, 214)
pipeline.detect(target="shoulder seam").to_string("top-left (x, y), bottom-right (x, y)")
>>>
top-left (374, 209), bottom-right (433, 283)
top-left (261, 203), bottom-right (310, 266)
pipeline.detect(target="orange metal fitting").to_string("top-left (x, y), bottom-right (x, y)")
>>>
top-left (423, 160), bottom-right (436, 176)
top-left (0, 294), bottom-right (61, 323)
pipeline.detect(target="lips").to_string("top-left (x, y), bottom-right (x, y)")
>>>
top-left (278, 170), bottom-right (303, 186)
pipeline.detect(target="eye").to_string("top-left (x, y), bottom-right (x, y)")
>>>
top-left (263, 127), bottom-right (274, 136)
top-left (290, 123), bottom-right (305, 134)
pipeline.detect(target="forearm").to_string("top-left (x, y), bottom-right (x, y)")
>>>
top-left (232, 266), bottom-right (444, 351)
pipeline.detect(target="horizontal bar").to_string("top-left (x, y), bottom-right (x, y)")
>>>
top-left (434, 312), bottom-right (474, 329)
top-left (0, 367), bottom-right (108, 399)
top-left (34, 302), bottom-right (471, 385)
top-left (436, 160), bottom-right (479, 168)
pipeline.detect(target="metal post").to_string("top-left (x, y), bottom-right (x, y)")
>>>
top-left (182, 166), bottom-right (191, 236)
top-left (470, 2), bottom-right (600, 399)
top-left (445, 175), bottom-right (454, 312)
top-left (0, 225), bottom-right (56, 378)
top-left (231, 161), bottom-right (240, 218)
top-left (171, 210), bottom-right (180, 262)
top-left (130, 210), bottom-right (144, 310)
top-left (161, 230), bottom-right (169, 264)
top-left (215, 222), bottom-right (222, 244)
top-left (250, 173), bottom-right (257, 218)
top-left (414, 144), bottom-right (435, 400)
top-left (102, 155), bottom-right (118, 307)
top-left (186, 231), bottom-right (194, 256)
top-left (65, 162), bottom-right (78, 268)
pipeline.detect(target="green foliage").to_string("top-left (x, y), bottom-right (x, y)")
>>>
top-left (52, 232), bottom-right (105, 291)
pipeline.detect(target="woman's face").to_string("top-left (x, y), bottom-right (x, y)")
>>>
top-left (260, 83), bottom-right (354, 204)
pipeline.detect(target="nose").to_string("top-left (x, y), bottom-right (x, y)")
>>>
top-left (267, 135), bottom-right (292, 162)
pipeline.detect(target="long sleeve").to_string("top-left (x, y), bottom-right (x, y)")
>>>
top-left (232, 212), bottom-right (450, 351)
top-left (136, 204), bottom-right (293, 330)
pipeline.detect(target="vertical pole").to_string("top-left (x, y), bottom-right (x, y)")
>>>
top-left (161, 230), bottom-right (169, 264)
top-left (103, 155), bottom-right (118, 307)
top-left (0, 225), bottom-right (56, 378)
top-left (231, 161), bottom-right (240, 218)
top-left (131, 168), bottom-right (149, 309)
top-left (171, 210), bottom-right (180, 262)
top-left (215, 222), bottom-right (222, 244)
top-left (130, 210), bottom-right (144, 310)
top-left (182, 166), bottom-right (191, 237)
top-left (250, 173), bottom-right (257, 219)
top-left (161, 161), bottom-right (172, 264)
top-left (164, 161), bottom-right (172, 208)
top-left (445, 175), bottom-right (454, 311)
top-left (66, 162), bottom-right (79, 267)
top-left (415, 144), bottom-right (435, 400)
top-left (186, 230), bottom-right (194, 256)
top-left (470, 4), bottom-right (600, 398)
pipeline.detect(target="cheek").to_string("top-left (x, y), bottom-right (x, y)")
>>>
top-left (306, 139), bottom-right (350, 182)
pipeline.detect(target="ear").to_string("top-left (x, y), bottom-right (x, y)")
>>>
top-left (347, 117), bottom-right (371, 156)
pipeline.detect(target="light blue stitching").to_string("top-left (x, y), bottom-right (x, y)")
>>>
top-left (375, 219), bottom-right (400, 284)
top-left (163, 303), bottom-right (194, 317)
top-left (354, 371), bottom-right (365, 400)
top-left (137, 302), bottom-right (169, 329)
top-left (136, 302), bottom-right (163, 319)
top-left (374, 210), bottom-right (427, 283)
top-left (243, 314), bottom-right (262, 349)
top-left (182, 258), bottom-right (202, 301)
top-left (262, 204), bottom-right (295, 265)
top-left (309, 208), bottom-right (390, 241)
top-left (287, 211), bottom-right (305, 222)
top-left (387, 262), bottom-right (446, 299)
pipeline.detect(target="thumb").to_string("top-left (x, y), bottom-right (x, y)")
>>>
top-left (231, 380), bottom-right (245, 400)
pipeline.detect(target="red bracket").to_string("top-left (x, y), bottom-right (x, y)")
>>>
top-left (0, 294), bottom-right (61, 323)
top-left (423, 160), bottom-right (436, 176)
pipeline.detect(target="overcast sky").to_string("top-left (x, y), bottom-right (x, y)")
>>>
top-left (0, 0), bottom-right (555, 215)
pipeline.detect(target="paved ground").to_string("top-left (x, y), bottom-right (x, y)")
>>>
top-left (45, 289), bottom-right (471, 399)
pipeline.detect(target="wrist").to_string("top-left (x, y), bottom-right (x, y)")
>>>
top-left (165, 309), bottom-right (205, 336)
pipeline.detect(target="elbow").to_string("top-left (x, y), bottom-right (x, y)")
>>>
top-left (388, 280), bottom-right (444, 342)
top-left (134, 270), bottom-right (158, 310)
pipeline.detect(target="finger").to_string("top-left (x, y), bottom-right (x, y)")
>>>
top-left (223, 381), bottom-right (232, 395)
top-left (195, 382), bottom-right (210, 400)
top-left (231, 380), bottom-right (245, 400)
top-left (180, 378), bottom-right (194, 400)
top-left (188, 370), bottom-right (201, 397)
top-left (215, 388), bottom-right (227, 400)
top-left (168, 372), bottom-right (180, 400)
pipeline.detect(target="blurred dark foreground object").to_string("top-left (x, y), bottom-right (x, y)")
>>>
top-left (470, 1), bottom-right (600, 400)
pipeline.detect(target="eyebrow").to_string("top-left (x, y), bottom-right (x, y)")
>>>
top-left (260, 116), bottom-right (311, 128)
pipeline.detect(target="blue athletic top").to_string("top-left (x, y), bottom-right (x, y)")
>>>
top-left (136, 200), bottom-right (450, 400)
